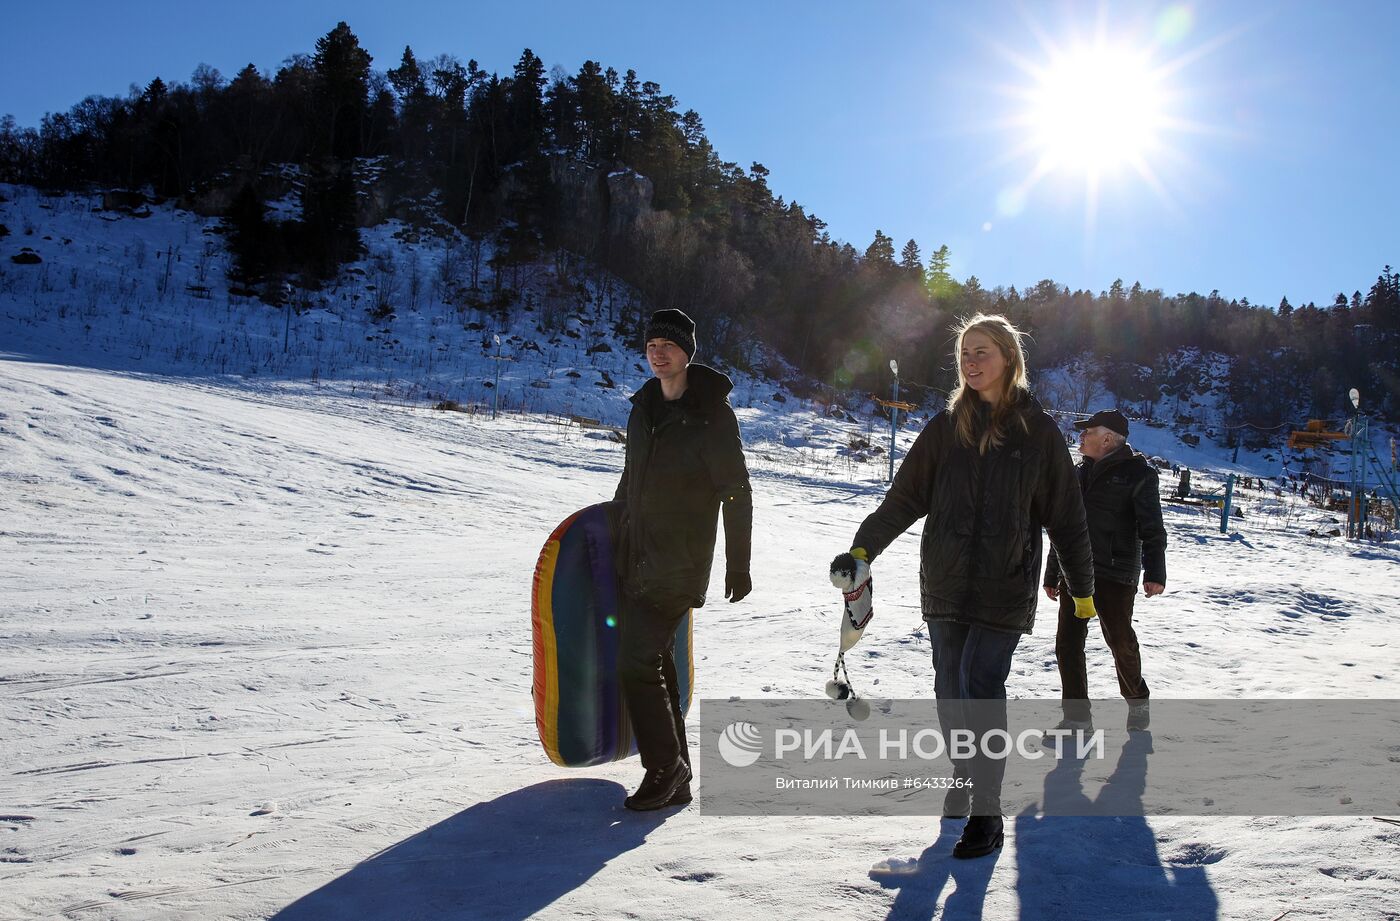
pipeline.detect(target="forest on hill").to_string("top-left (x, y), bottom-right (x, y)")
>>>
top-left (2, 21), bottom-right (1396, 430)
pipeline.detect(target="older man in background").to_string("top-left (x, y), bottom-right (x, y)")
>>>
top-left (1044, 409), bottom-right (1167, 733)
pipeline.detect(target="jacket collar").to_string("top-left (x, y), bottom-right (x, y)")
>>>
top-left (1083, 442), bottom-right (1138, 483)
top-left (630, 362), bottom-right (734, 414)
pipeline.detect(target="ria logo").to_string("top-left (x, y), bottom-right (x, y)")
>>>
top-left (717, 721), bottom-right (763, 767)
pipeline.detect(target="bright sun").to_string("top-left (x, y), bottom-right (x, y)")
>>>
top-left (1027, 45), bottom-right (1167, 176)
top-left (984, 11), bottom-right (1218, 232)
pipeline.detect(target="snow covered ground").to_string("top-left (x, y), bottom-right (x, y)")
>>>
top-left (3, 357), bottom-right (1399, 921)
top-left (3, 183), bottom-right (1399, 919)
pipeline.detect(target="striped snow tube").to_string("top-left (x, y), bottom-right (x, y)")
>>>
top-left (531, 502), bottom-right (693, 767)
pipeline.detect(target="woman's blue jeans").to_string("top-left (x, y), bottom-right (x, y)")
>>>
top-left (929, 620), bottom-right (1022, 814)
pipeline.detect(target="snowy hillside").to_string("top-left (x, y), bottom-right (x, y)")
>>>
top-left (2, 358), bottom-right (1399, 920)
top-left (0, 182), bottom-right (927, 478)
top-left (3, 184), bottom-right (1400, 920)
top-left (9, 181), bottom-right (1394, 492)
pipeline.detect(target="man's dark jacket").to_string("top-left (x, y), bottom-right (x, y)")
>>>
top-left (853, 394), bottom-right (1094, 634)
top-left (613, 363), bottom-right (752, 606)
top-left (1044, 443), bottom-right (1167, 591)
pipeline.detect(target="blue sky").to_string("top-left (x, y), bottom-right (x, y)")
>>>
top-left (3, 1), bottom-right (1397, 308)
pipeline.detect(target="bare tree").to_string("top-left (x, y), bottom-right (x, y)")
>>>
top-left (406, 254), bottom-right (422, 311)
top-left (1040, 356), bottom-right (1109, 415)
top-left (368, 250), bottom-right (399, 319)
top-left (435, 239), bottom-right (462, 306)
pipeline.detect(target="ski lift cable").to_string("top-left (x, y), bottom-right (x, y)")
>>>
top-left (1221, 419), bottom-right (1296, 432)
top-left (883, 379), bottom-right (1370, 441)
top-left (1041, 404), bottom-right (1313, 434)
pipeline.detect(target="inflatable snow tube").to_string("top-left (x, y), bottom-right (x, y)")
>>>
top-left (531, 502), bottom-right (693, 767)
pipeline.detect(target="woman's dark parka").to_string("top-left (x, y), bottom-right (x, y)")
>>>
top-left (613, 363), bottom-right (752, 607)
top-left (853, 394), bottom-right (1094, 634)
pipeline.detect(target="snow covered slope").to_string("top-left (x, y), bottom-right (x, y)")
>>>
top-left (2, 357), bottom-right (1398, 921)
top-left (13, 181), bottom-right (1390, 494)
top-left (0, 182), bottom-right (942, 488)
top-left (4, 182), bottom-right (1399, 920)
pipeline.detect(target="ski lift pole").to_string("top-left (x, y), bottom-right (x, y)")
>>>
top-left (491, 334), bottom-right (504, 420)
top-left (1347, 388), bottom-right (1362, 539)
top-left (888, 360), bottom-right (899, 483)
top-left (1357, 413), bottom-right (1369, 537)
top-left (1220, 474), bottom-right (1235, 533)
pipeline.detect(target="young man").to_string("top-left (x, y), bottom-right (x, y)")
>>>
top-left (1044, 409), bottom-right (1167, 733)
top-left (613, 308), bottom-right (753, 810)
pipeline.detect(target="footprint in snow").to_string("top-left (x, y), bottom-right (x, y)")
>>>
top-left (670, 871), bottom-right (720, 883)
top-left (869, 856), bottom-right (920, 876)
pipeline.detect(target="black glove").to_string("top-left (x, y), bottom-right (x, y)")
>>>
top-left (725, 571), bottom-right (752, 603)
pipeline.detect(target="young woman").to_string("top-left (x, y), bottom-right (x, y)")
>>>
top-left (834, 313), bottom-right (1095, 858)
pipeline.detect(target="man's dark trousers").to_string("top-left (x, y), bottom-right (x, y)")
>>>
top-left (618, 590), bottom-right (691, 771)
top-left (1055, 580), bottom-right (1149, 721)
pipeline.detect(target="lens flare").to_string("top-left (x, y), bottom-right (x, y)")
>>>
top-left (1027, 44), bottom-right (1166, 175)
top-left (975, 8), bottom-right (1235, 239)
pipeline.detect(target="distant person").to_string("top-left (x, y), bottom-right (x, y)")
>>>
top-left (831, 314), bottom-right (1095, 859)
top-left (1044, 409), bottom-right (1167, 734)
top-left (613, 309), bottom-right (753, 810)
top-left (1173, 467), bottom-right (1191, 500)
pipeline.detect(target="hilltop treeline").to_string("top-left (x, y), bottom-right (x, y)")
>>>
top-left (1, 22), bottom-right (1396, 425)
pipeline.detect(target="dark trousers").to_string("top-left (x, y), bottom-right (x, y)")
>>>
top-left (1055, 579), bottom-right (1149, 720)
top-left (929, 621), bottom-right (1022, 813)
top-left (618, 590), bottom-right (691, 771)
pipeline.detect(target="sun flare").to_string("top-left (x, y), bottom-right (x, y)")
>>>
top-left (1027, 45), bottom-right (1167, 176)
top-left (982, 7), bottom-right (1226, 233)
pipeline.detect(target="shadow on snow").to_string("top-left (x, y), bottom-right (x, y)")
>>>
top-left (872, 732), bottom-right (1219, 920)
top-left (269, 778), bottom-right (666, 921)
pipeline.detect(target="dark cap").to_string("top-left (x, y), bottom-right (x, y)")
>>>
top-left (645, 308), bottom-right (697, 359)
top-left (1073, 408), bottom-right (1130, 437)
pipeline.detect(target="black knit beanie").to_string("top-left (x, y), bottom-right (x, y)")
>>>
top-left (645, 308), bottom-right (697, 360)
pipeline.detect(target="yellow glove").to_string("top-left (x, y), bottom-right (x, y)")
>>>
top-left (1072, 596), bottom-right (1097, 620)
top-left (851, 547), bottom-right (869, 562)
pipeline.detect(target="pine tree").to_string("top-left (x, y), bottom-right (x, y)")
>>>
top-left (226, 184), bottom-right (269, 286)
top-left (388, 47), bottom-right (432, 162)
top-left (507, 48), bottom-right (547, 160)
top-left (299, 162), bottom-right (360, 280)
top-left (572, 60), bottom-right (613, 160)
top-left (865, 230), bottom-right (895, 267)
top-left (387, 47), bottom-right (426, 100)
top-left (312, 22), bottom-right (372, 159)
top-left (226, 64), bottom-right (271, 164)
top-left (926, 244), bottom-right (955, 300)
top-left (143, 77), bottom-right (168, 105)
top-left (616, 69), bottom-right (643, 161)
top-left (900, 239), bottom-right (922, 277)
top-left (0, 114), bottom-right (25, 182)
top-left (1366, 265), bottom-right (1400, 330)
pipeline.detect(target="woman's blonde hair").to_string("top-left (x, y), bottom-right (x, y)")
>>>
top-left (946, 313), bottom-right (1031, 453)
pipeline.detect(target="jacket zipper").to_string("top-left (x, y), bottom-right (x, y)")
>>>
top-left (636, 421), bottom-right (660, 580)
top-left (968, 448), bottom-right (987, 594)
top-left (634, 407), bottom-right (676, 581)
